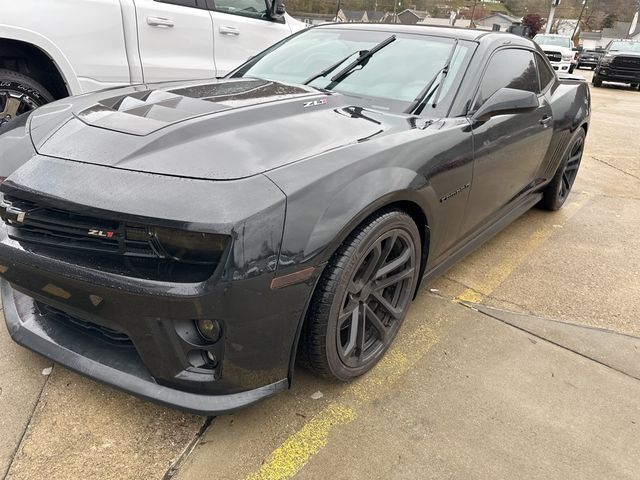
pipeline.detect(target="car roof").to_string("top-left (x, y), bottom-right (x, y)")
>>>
top-left (313, 22), bottom-right (536, 47)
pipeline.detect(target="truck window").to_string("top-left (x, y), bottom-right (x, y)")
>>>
top-left (209, 0), bottom-right (269, 19)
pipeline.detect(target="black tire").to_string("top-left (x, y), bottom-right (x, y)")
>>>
top-left (298, 209), bottom-right (421, 380)
top-left (0, 69), bottom-right (53, 126)
top-left (539, 129), bottom-right (586, 211)
top-left (591, 66), bottom-right (596, 71)
top-left (568, 64), bottom-right (576, 74)
top-left (592, 75), bottom-right (602, 87)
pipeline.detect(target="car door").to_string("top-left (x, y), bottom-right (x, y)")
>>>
top-left (461, 47), bottom-right (553, 236)
top-left (133, 0), bottom-right (215, 82)
top-left (206, 0), bottom-right (293, 76)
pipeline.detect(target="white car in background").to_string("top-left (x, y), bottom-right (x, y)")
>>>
top-left (533, 34), bottom-right (577, 73)
top-left (0, 0), bottom-right (305, 126)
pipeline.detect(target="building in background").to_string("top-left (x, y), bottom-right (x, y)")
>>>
top-left (397, 9), bottom-right (430, 24)
top-left (474, 12), bottom-right (520, 31)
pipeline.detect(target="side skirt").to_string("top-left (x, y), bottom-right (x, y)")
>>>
top-left (419, 192), bottom-right (543, 287)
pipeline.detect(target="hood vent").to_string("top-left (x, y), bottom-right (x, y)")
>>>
top-left (73, 79), bottom-right (313, 136)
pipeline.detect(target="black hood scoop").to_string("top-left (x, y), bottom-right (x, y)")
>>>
top-left (74, 79), bottom-right (311, 136)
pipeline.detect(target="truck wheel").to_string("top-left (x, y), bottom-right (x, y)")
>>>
top-left (539, 129), bottom-right (585, 211)
top-left (0, 69), bottom-right (53, 127)
top-left (592, 75), bottom-right (602, 87)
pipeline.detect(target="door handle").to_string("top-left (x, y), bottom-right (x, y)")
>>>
top-left (219, 25), bottom-right (240, 36)
top-left (147, 16), bottom-right (174, 28)
top-left (539, 115), bottom-right (552, 126)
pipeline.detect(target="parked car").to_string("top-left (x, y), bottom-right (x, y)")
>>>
top-left (533, 34), bottom-right (578, 73)
top-left (0, 0), bottom-right (304, 127)
top-left (577, 48), bottom-right (604, 70)
top-left (593, 39), bottom-right (640, 89)
top-left (0, 25), bottom-right (590, 414)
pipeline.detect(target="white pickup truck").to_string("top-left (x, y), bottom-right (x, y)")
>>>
top-left (533, 34), bottom-right (578, 74)
top-left (0, 0), bottom-right (304, 126)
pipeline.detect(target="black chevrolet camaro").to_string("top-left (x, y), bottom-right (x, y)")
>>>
top-left (0, 24), bottom-right (590, 414)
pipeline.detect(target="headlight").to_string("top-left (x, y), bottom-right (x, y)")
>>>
top-left (599, 55), bottom-right (613, 65)
top-left (562, 53), bottom-right (573, 61)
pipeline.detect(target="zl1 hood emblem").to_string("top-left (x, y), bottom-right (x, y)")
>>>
top-left (88, 229), bottom-right (115, 238)
top-left (303, 98), bottom-right (328, 108)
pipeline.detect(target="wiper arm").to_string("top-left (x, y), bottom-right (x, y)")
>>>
top-left (328, 35), bottom-right (397, 86)
top-left (405, 40), bottom-right (458, 115)
top-left (303, 51), bottom-right (361, 85)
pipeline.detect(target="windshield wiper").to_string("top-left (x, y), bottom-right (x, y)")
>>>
top-left (303, 51), bottom-right (361, 85)
top-left (327, 35), bottom-right (397, 86)
top-left (405, 40), bottom-right (458, 115)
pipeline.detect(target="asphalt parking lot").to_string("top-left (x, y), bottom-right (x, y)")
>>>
top-left (1, 68), bottom-right (640, 480)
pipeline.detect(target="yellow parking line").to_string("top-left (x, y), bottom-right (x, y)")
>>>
top-left (455, 196), bottom-right (589, 304)
top-left (246, 404), bottom-right (356, 480)
top-left (244, 318), bottom-right (443, 480)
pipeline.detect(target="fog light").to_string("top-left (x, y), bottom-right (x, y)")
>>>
top-left (196, 319), bottom-right (221, 342)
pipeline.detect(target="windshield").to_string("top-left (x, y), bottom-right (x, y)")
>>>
top-left (534, 35), bottom-right (571, 48)
top-left (608, 41), bottom-right (640, 53)
top-left (232, 28), bottom-right (474, 114)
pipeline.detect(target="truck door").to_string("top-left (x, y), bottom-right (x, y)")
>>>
top-left (133, 0), bottom-right (215, 82)
top-left (206, 0), bottom-right (294, 76)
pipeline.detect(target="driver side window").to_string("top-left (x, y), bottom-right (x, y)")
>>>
top-left (473, 49), bottom-right (539, 111)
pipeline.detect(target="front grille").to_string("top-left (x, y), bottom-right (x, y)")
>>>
top-left (544, 51), bottom-right (562, 63)
top-left (0, 196), bottom-right (156, 257)
top-left (0, 195), bottom-right (222, 282)
top-left (36, 302), bottom-right (133, 347)
top-left (611, 56), bottom-right (640, 71)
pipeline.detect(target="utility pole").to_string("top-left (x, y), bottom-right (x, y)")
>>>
top-left (545, 0), bottom-right (561, 34)
top-left (335, 0), bottom-right (341, 21)
top-left (571, 0), bottom-right (587, 46)
top-left (469, 0), bottom-right (478, 29)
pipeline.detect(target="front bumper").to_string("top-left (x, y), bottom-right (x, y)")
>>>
top-left (595, 66), bottom-right (640, 84)
top-left (2, 280), bottom-right (287, 414)
top-left (549, 60), bottom-right (572, 72)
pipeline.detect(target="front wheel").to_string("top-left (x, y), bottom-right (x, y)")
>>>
top-left (299, 209), bottom-right (421, 380)
top-left (539, 129), bottom-right (585, 211)
top-left (592, 75), bottom-right (603, 87)
top-left (0, 69), bottom-right (53, 127)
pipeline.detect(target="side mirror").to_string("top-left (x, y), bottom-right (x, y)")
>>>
top-left (266, 0), bottom-right (286, 19)
top-left (472, 87), bottom-right (539, 121)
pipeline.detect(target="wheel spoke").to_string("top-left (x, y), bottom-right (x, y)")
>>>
top-left (1, 96), bottom-right (22, 118)
top-left (339, 303), bottom-right (360, 358)
top-left (374, 266), bottom-right (415, 291)
top-left (372, 290), bottom-right (402, 319)
top-left (375, 247), bottom-right (411, 280)
top-left (565, 162), bottom-right (580, 172)
top-left (363, 303), bottom-right (387, 342)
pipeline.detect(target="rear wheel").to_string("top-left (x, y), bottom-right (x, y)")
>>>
top-left (539, 129), bottom-right (585, 211)
top-left (0, 69), bottom-right (53, 127)
top-left (299, 209), bottom-right (421, 380)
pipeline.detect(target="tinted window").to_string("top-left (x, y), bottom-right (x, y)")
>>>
top-left (474, 49), bottom-right (538, 111)
top-left (155, 0), bottom-right (202, 7)
top-left (211, 0), bottom-right (269, 19)
top-left (536, 54), bottom-right (555, 91)
top-left (234, 28), bottom-right (474, 113)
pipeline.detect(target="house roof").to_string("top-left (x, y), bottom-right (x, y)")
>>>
top-left (341, 10), bottom-right (367, 21)
top-left (367, 10), bottom-right (385, 22)
top-left (398, 9), bottom-right (429, 20)
top-left (477, 12), bottom-right (519, 24)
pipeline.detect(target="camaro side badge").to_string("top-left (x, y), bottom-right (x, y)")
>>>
top-left (303, 98), bottom-right (328, 108)
top-left (87, 229), bottom-right (115, 238)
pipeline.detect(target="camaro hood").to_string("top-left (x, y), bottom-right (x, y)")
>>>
top-left (29, 78), bottom-right (402, 180)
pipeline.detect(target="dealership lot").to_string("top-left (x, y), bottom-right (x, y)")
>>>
top-left (1, 69), bottom-right (640, 479)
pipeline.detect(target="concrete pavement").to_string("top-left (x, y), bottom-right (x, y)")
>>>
top-left (1, 69), bottom-right (640, 479)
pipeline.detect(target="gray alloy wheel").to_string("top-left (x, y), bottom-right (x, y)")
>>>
top-left (0, 69), bottom-right (53, 127)
top-left (299, 209), bottom-right (421, 381)
top-left (539, 128), bottom-right (585, 211)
